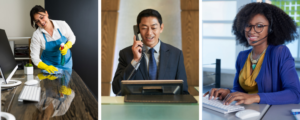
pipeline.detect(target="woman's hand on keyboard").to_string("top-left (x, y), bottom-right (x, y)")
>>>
top-left (203, 88), bottom-right (230, 100)
top-left (222, 92), bottom-right (260, 105)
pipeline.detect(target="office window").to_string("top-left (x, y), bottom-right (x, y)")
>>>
top-left (203, 39), bottom-right (236, 69)
top-left (203, 23), bottom-right (234, 37)
top-left (271, 0), bottom-right (300, 60)
top-left (202, 1), bottom-right (237, 21)
top-left (202, 0), bottom-right (237, 70)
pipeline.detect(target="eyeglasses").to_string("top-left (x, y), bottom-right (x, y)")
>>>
top-left (244, 23), bottom-right (268, 33)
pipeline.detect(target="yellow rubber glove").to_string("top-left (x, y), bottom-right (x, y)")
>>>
top-left (47, 75), bottom-right (58, 80)
top-left (59, 41), bottom-right (72, 55)
top-left (37, 61), bottom-right (58, 74)
top-left (37, 73), bottom-right (58, 80)
top-left (59, 86), bottom-right (72, 95)
top-left (37, 73), bottom-right (47, 80)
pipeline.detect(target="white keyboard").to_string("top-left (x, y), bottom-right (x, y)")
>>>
top-left (203, 96), bottom-right (245, 114)
top-left (18, 86), bottom-right (41, 102)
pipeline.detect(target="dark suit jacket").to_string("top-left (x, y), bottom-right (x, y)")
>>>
top-left (112, 41), bottom-right (189, 95)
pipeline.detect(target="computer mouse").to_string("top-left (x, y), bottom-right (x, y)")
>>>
top-left (25, 80), bottom-right (38, 85)
top-left (235, 109), bottom-right (260, 119)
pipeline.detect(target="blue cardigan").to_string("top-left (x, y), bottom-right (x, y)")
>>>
top-left (231, 45), bottom-right (300, 105)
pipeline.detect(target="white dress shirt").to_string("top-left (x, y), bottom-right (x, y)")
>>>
top-left (131, 40), bottom-right (161, 71)
top-left (30, 20), bottom-right (76, 66)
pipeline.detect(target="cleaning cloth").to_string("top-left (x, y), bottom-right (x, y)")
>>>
top-left (42, 68), bottom-right (63, 74)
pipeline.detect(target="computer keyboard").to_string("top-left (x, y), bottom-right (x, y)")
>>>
top-left (203, 96), bottom-right (245, 114)
top-left (18, 86), bottom-right (41, 102)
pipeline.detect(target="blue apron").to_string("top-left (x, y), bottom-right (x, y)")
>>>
top-left (41, 29), bottom-right (72, 70)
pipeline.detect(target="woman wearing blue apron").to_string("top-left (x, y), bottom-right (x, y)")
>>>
top-left (29, 5), bottom-right (75, 74)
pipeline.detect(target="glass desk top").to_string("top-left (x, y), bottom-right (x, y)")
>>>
top-left (1, 69), bottom-right (98, 120)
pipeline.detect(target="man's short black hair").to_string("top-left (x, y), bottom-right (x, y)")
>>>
top-left (232, 2), bottom-right (298, 47)
top-left (137, 9), bottom-right (163, 27)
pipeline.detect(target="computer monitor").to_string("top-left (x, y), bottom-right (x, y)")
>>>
top-left (118, 80), bottom-right (183, 95)
top-left (0, 29), bottom-right (19, 85)
top-left (0, 29), bottom-right (18, 119)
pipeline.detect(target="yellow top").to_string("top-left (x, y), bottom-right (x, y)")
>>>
top-left (239, 51), bottom-right (266, 94)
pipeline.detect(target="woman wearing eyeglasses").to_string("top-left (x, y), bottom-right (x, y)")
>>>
top-left (204, 2), bottom-right (300, 105)
top-left (29, 5), bottom-right (75, 73)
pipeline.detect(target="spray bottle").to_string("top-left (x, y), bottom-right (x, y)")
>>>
top-left (60, 43), bottom-right (65, 66)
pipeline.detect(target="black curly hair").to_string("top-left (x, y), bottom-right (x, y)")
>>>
top-left (232, 2), bottom-right (298, 47)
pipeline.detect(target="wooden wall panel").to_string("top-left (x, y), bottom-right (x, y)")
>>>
top-left (102, 0), bottom-right (120, 11)
top-left (181, 0), bottom-right (199, 11)
top-left (181, 11), bottom-right (199, 86)
top-left (101, 11), bottom-right (118, 83)
top-left (102, 0), bottom-right (120, 96)
top-left (181, 0), bottom-right (199, 94)
top-left (101, 82), bottom-right (111, 96)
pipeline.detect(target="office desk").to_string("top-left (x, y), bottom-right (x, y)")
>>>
top-left (202, 102), bottom-right (270, 120)
top-left (262, 104), bottom-right (300, 120)
top-left (1, 69), bottom-right (98, 120)
top-left (102, 96), bottom-right (199, 120)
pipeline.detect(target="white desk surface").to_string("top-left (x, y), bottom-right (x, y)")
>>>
top-left (203, 102), bottom-right (270, 120)
top-left (262, 104), bottom-right (300, 120)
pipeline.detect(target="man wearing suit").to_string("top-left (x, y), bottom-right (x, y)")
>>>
top-left (112, 9), bottom-right (189, 94)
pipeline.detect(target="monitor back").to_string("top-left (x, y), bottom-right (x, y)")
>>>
top-left (120, 80), bottom-right (184, 95)
top-left (0, 29), bottom-right (17, 80)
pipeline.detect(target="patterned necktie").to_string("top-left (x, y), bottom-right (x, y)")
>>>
top-left (148, 48), bottom-right (157, 80)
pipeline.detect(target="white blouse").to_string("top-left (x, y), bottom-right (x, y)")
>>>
top-left (30, 20), bottom-right (76, 66)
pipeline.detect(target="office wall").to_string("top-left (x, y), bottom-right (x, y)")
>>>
top-left (110, 0), bottom-right (182, 96)
top-left (0, 0), bottom-right (44, 44)
top-left (45, 0), bottom-right (98, 99)
top-left (181, 0), bottom-right (199, 95)
top-left (101, 0), bottom-right (120, 96)
top-left (202, 1), bottom-right (237, 71)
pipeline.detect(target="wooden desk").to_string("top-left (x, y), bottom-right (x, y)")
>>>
top-left (1, 69), bottom-right (98, 120)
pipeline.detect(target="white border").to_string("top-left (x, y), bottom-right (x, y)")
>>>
top-left (199, 0), bottom-right (203, 119)
top-left (98, 0), bottom-right (101, 119)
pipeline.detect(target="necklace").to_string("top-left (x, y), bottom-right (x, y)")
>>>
top-left (250, 47), bottom-right (268, 70)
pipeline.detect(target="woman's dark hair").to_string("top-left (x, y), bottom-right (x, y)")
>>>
top-left (136, 9), bottom-right (162, 31)
top-left (232, 2), bottom-right (298, 47)
top-left (30, 5), bottom-right (46, 29)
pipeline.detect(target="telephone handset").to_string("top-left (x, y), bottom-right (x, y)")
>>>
top-left (133, 25), bottom-right (143, 53)
top-left (123, 25), bottom-right (145, 81)
top-left (133, 25), bottom-right (140, 40)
